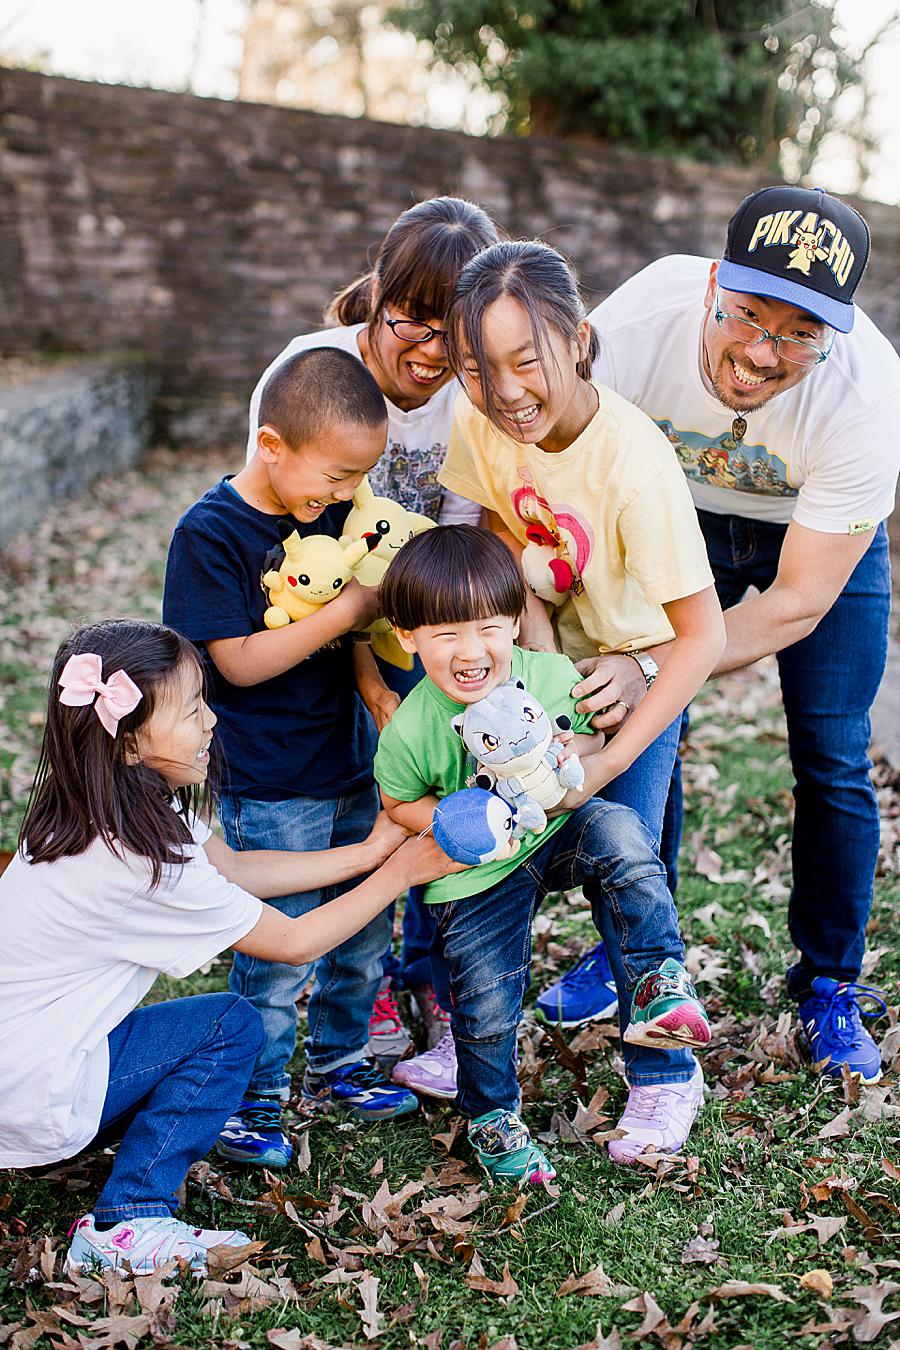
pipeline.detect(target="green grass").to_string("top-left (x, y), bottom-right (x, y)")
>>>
top-left (1, 447), bottom-right (899, 1347)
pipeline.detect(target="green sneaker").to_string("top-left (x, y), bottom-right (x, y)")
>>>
top-left (623, 958), bottom-right (711, 1050)
top-left (467, 1108), bottom-right (556, 1186)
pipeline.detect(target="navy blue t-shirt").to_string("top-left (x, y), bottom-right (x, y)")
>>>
top-left (162, 478), bottom-right (376, 801)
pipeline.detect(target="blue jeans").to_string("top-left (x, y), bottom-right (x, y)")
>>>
top-left (602, 715), bottom-right (682, 847)
top-left (437, 798), bottom-right (695, 1117)
top-left (220, 786), bottom-right (389, 1093)
top-left (661, 513), bottom-right (891, 996)
top-left (90, 994), bottom-right (263, 1222)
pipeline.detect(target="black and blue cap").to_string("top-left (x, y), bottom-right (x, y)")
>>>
top-left (718, 185), bottom-right (870, 334)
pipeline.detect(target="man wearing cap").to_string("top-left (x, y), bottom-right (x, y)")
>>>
top-left (536, 186), bottom-right (899, 1087)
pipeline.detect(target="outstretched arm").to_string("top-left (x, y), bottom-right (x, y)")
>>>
top-left (711, 520), bottom-right (873, 675)
top-left (233, 833), bottom-right (463, 967)
top-left (203, 811), bottom-right (408, 898)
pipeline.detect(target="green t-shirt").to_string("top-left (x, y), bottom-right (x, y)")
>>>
top-left (374, 646), bottom-right (595, 904)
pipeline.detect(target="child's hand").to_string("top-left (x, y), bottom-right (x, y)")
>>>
top-left (571, 655), bottom-right (648, 733)
top-left (392, 833), bottom-right (470, 887)
top-left (336, 579), bottom-right (383, 631)
top-left (365, 811), bottom-right (411, 866)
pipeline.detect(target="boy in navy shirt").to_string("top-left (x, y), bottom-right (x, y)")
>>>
top-left (163, 348), bottom-right (418, 1167)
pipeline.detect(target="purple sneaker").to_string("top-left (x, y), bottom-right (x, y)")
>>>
top-left (608, 1064), bottom-right (704, 1165)
top-left (391, 1027), bottom-right (457, 1099)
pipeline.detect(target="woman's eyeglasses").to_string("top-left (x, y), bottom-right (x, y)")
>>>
top-left (383, 313), bottom-right (448, 345)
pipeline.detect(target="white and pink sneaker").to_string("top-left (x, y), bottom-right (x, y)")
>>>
top-left (66, 1213), bottom-right (251, 1275)
top-left (608, 1064), bottom-right (704, 1165)
top-left (391, 1027), bottom-right (458, 1099)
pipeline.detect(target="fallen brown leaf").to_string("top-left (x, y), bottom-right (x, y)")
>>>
top-left (465, 1260), bottom-right (519, 1300)
top-left (681, 1234), bottom-right (722, 1266)
top-left (800, 1268), bottom-right (834, 1298)
top-left (704, 1280), bottom-right (792, 1302)
top-left (556, 1264), bottom-right (634, 1298)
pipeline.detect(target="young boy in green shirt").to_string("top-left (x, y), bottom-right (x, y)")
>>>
top-left (374, 525), bottom-right (710, 1184)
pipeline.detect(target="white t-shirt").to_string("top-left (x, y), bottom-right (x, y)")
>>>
top-left (591, 255), bottom-right (900, 533)
top-left (0, 815), bottom-right (262, 1168)
top-left (246, 324), bottom-right (481, 526)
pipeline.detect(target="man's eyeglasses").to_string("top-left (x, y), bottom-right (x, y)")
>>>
top-left (383, 313), bottom-right (447, 345)
top-left (713, 290), bottom-right (833, 367)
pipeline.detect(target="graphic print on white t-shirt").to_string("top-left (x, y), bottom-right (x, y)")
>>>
top-left (654, 419), bottom-right (797, 499)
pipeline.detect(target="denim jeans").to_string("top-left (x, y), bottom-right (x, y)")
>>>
top-left (90, 994), bottom-right (263, 1222)
top-left (220, 786), bottom-right (388, 1093)
top-left (437, 797), bottom-right (695, 1117)
top-left (602, 715), bottom-right (682, 848)
top-left (661, 513), bottom-right (891, 997)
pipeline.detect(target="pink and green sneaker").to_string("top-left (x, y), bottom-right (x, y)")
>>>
top-left (623, 958), bottom-right (711, 1050)
top-left (468, 1108), bottom-right (556, 1187)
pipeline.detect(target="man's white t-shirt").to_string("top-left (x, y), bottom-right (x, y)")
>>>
top-left (591, 256), bottom-right (900, 533)
top-left (246, 324), bottom-right (480, 526)
top-left (0, 815), bottom-right (262, 1167)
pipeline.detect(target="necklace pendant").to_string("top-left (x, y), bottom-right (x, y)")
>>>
top-left (731, 416), bottom-right (747, 443)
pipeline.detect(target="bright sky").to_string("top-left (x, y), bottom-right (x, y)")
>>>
top-left (3, 0), bottom-right (899, 204)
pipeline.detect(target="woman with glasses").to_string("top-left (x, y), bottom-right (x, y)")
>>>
top-left (247, 197), bottom-right (499, 525)
top-left (245, 196), bottom-right (500, 1083)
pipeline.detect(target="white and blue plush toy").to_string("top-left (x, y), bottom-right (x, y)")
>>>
top-left (451, 679), bottom-right (585, 838)
top-left (432, 787), bottom-right (519, 866)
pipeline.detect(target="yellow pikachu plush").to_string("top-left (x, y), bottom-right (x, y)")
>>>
top-left (339, 478), bottom-right (436, 668)
top-left (261, 531), bottom-right (373, 629)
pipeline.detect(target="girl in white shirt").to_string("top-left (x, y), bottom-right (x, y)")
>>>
top-left (0, 618), bottom-right (451, 1275)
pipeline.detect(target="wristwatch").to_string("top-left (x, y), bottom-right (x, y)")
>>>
top-left (627, 650), bottom-right (659, 690)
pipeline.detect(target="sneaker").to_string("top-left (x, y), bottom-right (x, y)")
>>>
top-left (391, 1028), bottom-right (457, 1099)
top-left (66, 1213), bottom-right (250, 1275)
top-left (215, 1095), bottom-right (292, 1168)
top-left (411, 982), bottom-right (452, 1050)
top-left (623, 958), bottom-right (711, 1049)
top-left (468, 1108), bottom-right (556, 1187)
top-left (367, 976), bottom-right (412, 1066)
top-left (797, 976), bottom-right (886, 1084)
top-left (302, 1058), bottom-right (419, 1121)
top-left (535, 942), bottom-right (618, 1027)
top-left (608, 1063), bottom-right (704, 1165)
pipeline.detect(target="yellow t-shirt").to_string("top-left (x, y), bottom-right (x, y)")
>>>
top-left (438, 386), bottom-right (714, 662)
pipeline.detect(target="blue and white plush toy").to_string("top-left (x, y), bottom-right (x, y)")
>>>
top-left (451, 679), bottom-right (585, 837)
top-left (432, 787), bottom-right (519, 866)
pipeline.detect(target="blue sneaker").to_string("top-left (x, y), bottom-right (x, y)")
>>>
top-left (797, 977), bottom-right (887, 1084)
top-left (535, 942), bottom-right (618, 1027)
top-left (215, 1095), bottom-right (293, 1168)
top-left (302, 1058), bottom-right (419, 1121)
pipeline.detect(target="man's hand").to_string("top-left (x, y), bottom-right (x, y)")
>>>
top-left (571, 654), bottom-right (648, 733)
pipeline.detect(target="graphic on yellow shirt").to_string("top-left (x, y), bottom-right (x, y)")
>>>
top-left (656, 420), bottom-right (796, 498)
top-left (510, 466), bottom-right (594, 593)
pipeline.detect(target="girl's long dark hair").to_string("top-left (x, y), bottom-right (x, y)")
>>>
top-left (325, 196), bottom-right (500, 329)
top-left (19, 619), bottom-right (216, 890)
top-left (445, 239), bottom-right (602, 430)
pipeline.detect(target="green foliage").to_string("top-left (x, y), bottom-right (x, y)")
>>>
top-left (388, 0), bottom-right (860, 167)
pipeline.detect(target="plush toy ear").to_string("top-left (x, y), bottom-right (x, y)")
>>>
top-left (451, 714), bottom-right (466, 737)
top-left (282, 531), bottom-right (304, 562)
top-left (514, 679), bottom-right (526, 690)
top-left (343, 537), bottom-right (372, 569)
top-left (352, 476), bottom-right (375, 510)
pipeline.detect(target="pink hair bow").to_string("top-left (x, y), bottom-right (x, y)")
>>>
top-left (58, 652), bottom-right (143, 737)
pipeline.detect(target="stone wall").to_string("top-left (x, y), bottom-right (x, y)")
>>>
top-left (0, 357), bottom-right (156, 548)
top-left (2, 68), bottom-right (899, 445)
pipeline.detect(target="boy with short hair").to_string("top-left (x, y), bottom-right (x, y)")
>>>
top-left (163, 347), bottom-right (419, 1168)
top-left (374, 525), bottom-right (710, 1182)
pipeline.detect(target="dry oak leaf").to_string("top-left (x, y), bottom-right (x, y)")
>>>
top-left (704, 1280), bottom-right (793, 1302)
top-left (465, 1261), bottom-right (519, 1300)
top-left (809, 1215), bottom-right (849, 1247)
top-left (566, 1330), bottom-right (622, 1350)
top-left (204, 1239), bottom-right (267, 1277)
top-left (817, 1106), bottom-right (852, 1140)
top-left (556, 1264), bottom-right (634, 1298)
top-left (620, 1291), bottom-right (669, 1340)
top-left (681, 1234), bottom-right (722, 1266)
top-left (845, 1280), bottom-right (900, 1343)
top-left (75, 1313), bottom-right (152, 1350)
top-left (266, 1331), bottom-right (346, 1350)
